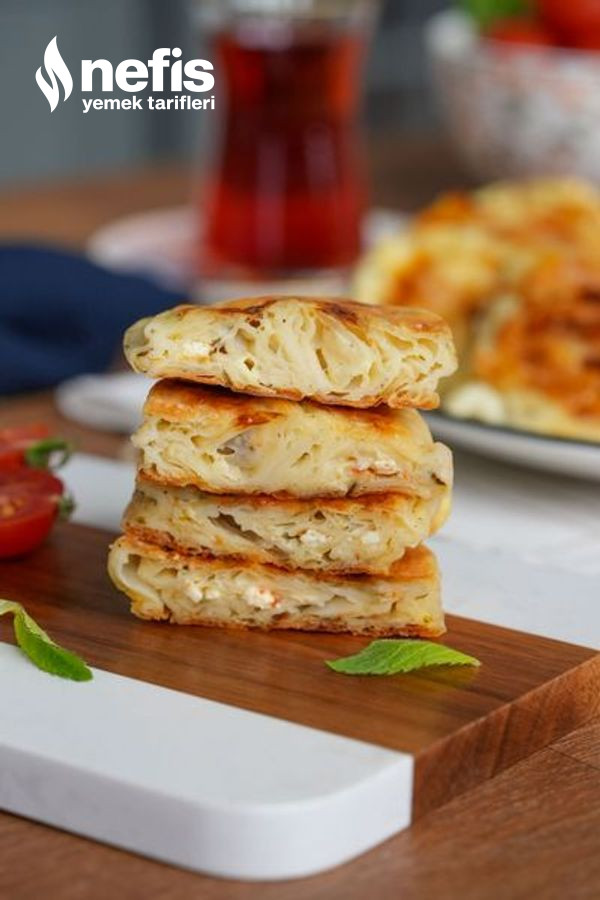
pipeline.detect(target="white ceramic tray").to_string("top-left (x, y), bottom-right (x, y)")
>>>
top-left (0, 644), bottom-right (411, 880)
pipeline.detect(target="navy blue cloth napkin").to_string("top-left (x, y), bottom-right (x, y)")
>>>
top-left (0, 245), bottom-right (184, 394)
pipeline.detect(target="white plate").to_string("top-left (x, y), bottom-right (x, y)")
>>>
top-left (427, 412), bottom-right (600, 482)
top-left (87, 206), bottom-right (406, 292)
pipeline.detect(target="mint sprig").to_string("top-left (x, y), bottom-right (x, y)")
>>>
top-left (25, 437), bottom-right (73, 470)
top-left (0, 600), bottom-right (92, 681)
top-left (326, 639), bottom-right (481, 676)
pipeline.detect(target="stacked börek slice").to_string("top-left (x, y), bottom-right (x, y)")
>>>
top-left (108, 296), bottom-right (456, 637)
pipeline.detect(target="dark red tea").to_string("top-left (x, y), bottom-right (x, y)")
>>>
top-left (199, 18), bottom-right (368, 279)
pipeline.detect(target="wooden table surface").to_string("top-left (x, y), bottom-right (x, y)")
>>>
top-left (1, 139), bottom-right (599, 899)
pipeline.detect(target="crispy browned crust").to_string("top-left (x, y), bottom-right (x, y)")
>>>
top-left (134, 473), bottom-right (427, 512)
top-left (137, 468), bottom-right (450, 500)
top-left (138, 465), bottom-right (352, 500)
top-left (133, 297), bottom-right (450, 410)
top-left (143, 379), bottom-right (280, 424)
top-left (141, 370), bottom-right (438, 411)
top-left (138, 465), bottom-right (355, 500)
top-left (143, 379), bottom-right (279, 423)
top-left (143, 378), bottom-right (430, 428)
top-left (119, 532), bottom-right (436, 584)
top-left (129, 604), bottom-right (446, 638)
top-left (175, 295), bottom-right (451, 335)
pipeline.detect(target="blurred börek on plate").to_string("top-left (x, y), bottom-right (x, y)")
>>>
top-left (355, 177), bottom-right (600, 442)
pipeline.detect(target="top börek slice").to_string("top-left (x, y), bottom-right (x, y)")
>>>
top-left (124, 296), bottom-right (457, 409)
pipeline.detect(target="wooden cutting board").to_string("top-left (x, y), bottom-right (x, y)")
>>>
top-left (1, 522), bottom-right (598, 877)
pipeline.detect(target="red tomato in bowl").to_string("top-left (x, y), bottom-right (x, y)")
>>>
top-left (571, 30), bottom-right (600, 50)
top-left (0, 424), bottom-right (50, 469)
top-left (0, 466), bottom-right (66, 559)
top-left (485, 18), bottom-right (556, 46)
top-left (539, 0), bottom-right (600, 45)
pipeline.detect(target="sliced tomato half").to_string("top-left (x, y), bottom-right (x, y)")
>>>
top-left (0, 466), bottom-right (66, 559)
top-left (0, 424), bottom-right (50, 470)
top-left (0, 467), bottom-right (64, 496)
top-left (0, 487), bottom-right (58, 559)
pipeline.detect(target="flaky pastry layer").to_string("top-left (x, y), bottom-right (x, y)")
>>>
top-left (108, 535), bottom-right (444, 637)
top-left (132, 380), bottom-right (453, 499)
top-left (124, 296), bottom-right (456, 410)
top-left (124, 478), bottom-right (450, 575)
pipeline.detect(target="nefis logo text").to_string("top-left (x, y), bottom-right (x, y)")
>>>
top-left (36, 37), bottom-right (215, 113)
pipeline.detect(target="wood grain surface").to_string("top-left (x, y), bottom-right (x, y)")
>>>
top-left (1, 523), bottom-right (598, 822)
top-left (3, 731), bottom-right (599, 900)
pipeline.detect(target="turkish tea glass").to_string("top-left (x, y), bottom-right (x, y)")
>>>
top-left (194, 0), bottom-right (378, 299)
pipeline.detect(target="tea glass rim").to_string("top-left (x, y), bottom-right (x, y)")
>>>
top-left (194, 0), bottom-right (379, 25)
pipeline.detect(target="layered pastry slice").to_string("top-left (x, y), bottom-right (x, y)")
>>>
top-left (133, 380), bottom-right (453, 499)
top-left (107, 537), bottom-right (444, 637)
top-left (123, 478), bottom-right (451, 576)
top-left (124, 296), bottom-right (457, 410)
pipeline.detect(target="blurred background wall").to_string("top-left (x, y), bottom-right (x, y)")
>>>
top-left (0, 0), bottom-right (447, 186)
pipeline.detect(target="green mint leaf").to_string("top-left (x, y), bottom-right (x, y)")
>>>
top-left (326, 639), bottom-right (481, 676)
top-left (14, 611), bottom-right (92, 682)
top-left (0, 600), bottom-right (92, 681)
top-left (460, 0), bottom-right (532, 29)
top-left (0, 600), bottom-right (21, 617)
top-left (25, 437), bottom-right (73, 470)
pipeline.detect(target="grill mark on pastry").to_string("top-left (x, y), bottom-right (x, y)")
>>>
top-left (145, 380), bottom-right (424, 431)
top-left (125, 296), bottom-right (456, 410)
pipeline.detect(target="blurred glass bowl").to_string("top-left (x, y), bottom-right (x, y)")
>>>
top-left (425, 10), bottom-right (600, 182)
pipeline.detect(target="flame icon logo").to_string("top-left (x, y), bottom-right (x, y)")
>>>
top-left (36, 36), bottom-right (73, 112)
